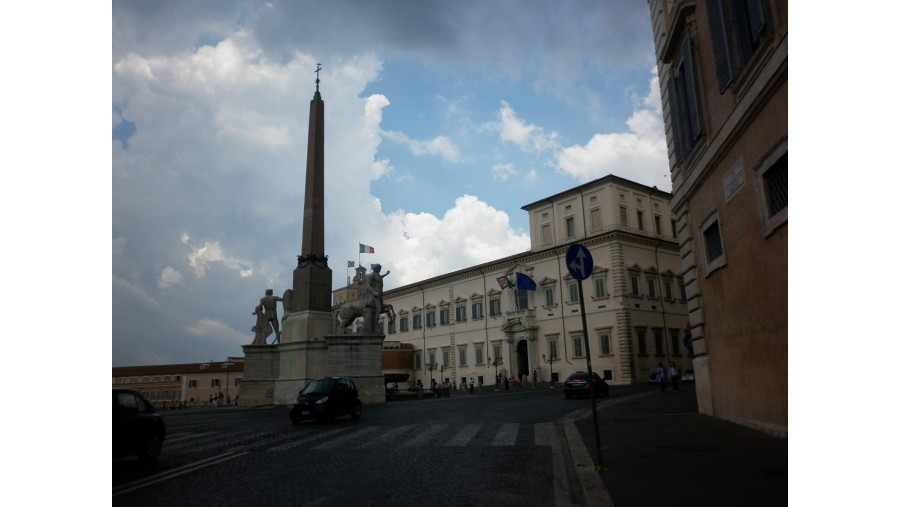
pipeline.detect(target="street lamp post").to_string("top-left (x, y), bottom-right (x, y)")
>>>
top-left (426, 361), bottom-right (438, 389)
top-left (488, 356), bottom-right (503, 391)
top-left (542, 354), bottom-right (560, 388)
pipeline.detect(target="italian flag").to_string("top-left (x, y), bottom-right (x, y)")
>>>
top-left (359, 243), bottom-right (375, 254)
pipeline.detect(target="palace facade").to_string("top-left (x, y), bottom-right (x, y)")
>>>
top-left (362, 175), bottom-right (690, 389)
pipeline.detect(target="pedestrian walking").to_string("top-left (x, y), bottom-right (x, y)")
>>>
top-left (656, 362), bottom-right (667, 393)
top-left (469, 379), bottom-right (475, 394)
top-left (504, 376), bottom-right (509, 391)
top-left (668, 362), bottom-right (680, 392)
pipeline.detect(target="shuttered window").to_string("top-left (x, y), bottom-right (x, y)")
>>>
top-left (668, 36), bottom-right (703, 163)
top-left (706, 0), bottom-right (768, 92)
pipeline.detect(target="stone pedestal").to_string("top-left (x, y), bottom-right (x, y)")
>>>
top-left (268, 309), bottom-right (334, 405)
top-left (324, 333), bottom-right (386, 405)
top-left (280, 309), bottom-right (333, 344)
top-left (239, 344), bottom-right (280, 406)
top-left (273, 339), bottom-right (329, 405)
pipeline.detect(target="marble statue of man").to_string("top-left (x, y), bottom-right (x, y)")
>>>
top-left (259, 289), bottom-right (283, 344)
top-left (366, 264), bottom-right (390, 324)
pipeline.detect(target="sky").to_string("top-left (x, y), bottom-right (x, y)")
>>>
top-left (108, 0), bottom-right (671, 367)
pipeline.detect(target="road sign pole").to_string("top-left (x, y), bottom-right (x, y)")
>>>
top-left (566, 243), bottom-right (603, 473)
top-left (577, 280), bottom-right (603, 472)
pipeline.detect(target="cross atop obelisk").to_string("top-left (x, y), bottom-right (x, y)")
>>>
top-left (292, 65), bottom-right (332, 312)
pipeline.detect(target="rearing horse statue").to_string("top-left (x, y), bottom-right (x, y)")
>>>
top-left (334, 296), bottom-right (396, 334)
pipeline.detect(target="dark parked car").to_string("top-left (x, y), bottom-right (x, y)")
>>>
top-left (563, 371), bottom-right (609, 398)
top-left (113, 389), bottom-right (166, 463)
top-left (290, 377), bottom-right (362, 424)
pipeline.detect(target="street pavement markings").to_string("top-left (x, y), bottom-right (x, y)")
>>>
top-left (491, 423), bottom-right (519, 446)
top-left (163, 432), bottom-right (209, 445)
top-left (358, 424), bottom-right (418, 448)
top-left (113, 451), bottom-right (250, 498)
top-left (401, 423), bottom-right (450, 447)
top-left (312, 426), bottom-right (381, 450)
top-left (268, 427), bottom-right (350, 452)
top-left (446, 424), bottom-right (482, 446)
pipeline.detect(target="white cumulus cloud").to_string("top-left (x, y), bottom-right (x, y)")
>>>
top-left (157, 266), bottom-right (184, 289)
top-left (554, 71), bottom-right (667, 185)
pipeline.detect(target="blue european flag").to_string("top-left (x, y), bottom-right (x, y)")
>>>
top-left (515, 272), bottom-right (537, 291)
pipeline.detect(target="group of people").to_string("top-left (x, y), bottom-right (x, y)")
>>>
top-left (208, 392), bottom-right (237, 407)
top-left (655, 361), bottom-right (681, 393)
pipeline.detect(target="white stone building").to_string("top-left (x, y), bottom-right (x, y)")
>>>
top-left (362, 175), bottom-right (689, 388)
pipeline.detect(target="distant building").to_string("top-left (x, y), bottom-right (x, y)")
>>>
top-left (647, 0), bottom-right (787, 436)
top-left (355, 175), bottom-right (689, 389)
top-left (112, 358), bottom-right (244, 406)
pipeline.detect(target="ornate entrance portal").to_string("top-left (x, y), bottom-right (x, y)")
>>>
top-left (516, 339), bottom-right (529, 380)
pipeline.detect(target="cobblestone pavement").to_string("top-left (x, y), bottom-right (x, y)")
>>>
top-left (113, 387), bottom-right (604, 506)
top-left (575, 383), bottom-right (788, 507)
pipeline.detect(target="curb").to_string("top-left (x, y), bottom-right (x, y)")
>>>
top-left (559, 392), bottom-right (655, 506)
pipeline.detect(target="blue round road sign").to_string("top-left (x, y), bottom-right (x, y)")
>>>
top-left (566, 243), bottom-right (594, 281)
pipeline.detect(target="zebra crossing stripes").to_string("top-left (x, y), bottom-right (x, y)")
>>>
top-left (268, 428), bottom-right (349, 451)
top-left (358, 424), bottom-right (417, 448)
top-left (491, 423), bottom-right (519, 446)
top-left (446, 424), bottom-right (482, 446)
top-left (245, 422), bottom-right (558, 452)
top-left (401, 423), bottom-right (450, 447)
top-left (312, 426), bottom-right (381, 450)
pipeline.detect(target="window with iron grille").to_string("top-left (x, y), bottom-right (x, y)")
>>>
top-left (636, 328), bottom-right (647, 355)
top-left (764, 153), bottom-right (787, 217)
top-left (704, 220), bottom-right (724, 263)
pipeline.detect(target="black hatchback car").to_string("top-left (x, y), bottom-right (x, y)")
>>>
top-left (113, 389), bottom-right (166, 462)
top-left (563, 371), bottom-right (610, 398)
top-left (290, 377), bottom-right (362, 424)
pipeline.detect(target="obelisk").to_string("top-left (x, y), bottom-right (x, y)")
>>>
top-left (292, 64), bottom-right (332, 312)
top-left (271, 65), bottom-right (334, 404)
